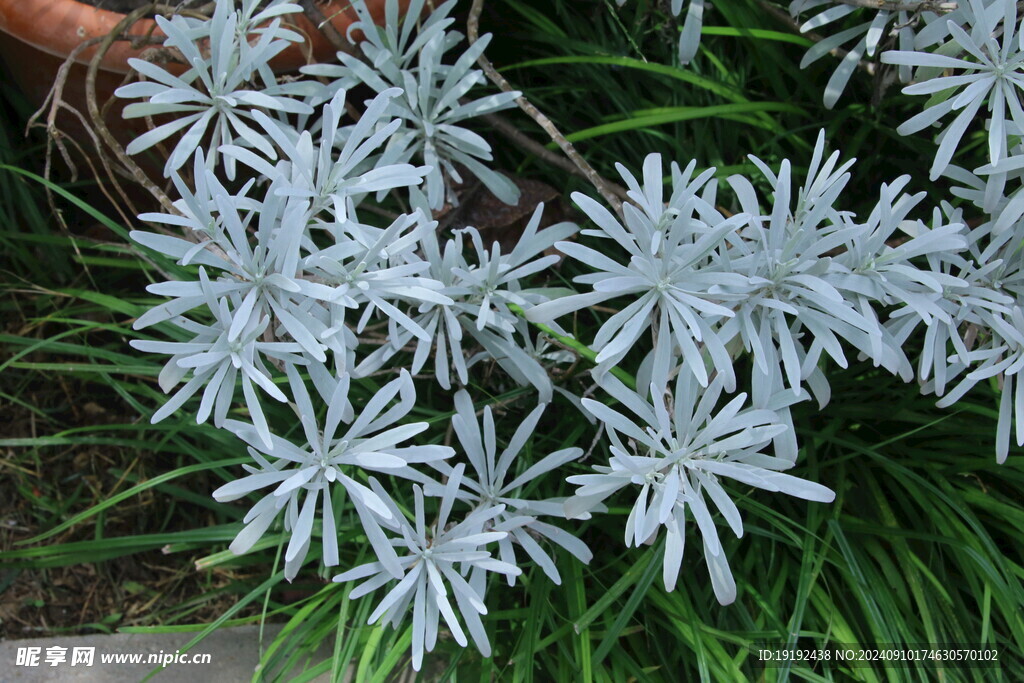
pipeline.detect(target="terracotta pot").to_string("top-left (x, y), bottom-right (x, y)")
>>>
top-left (0, 0), bottom-right (400, 181)
top-left (0, 0), bottom-right (392, 74)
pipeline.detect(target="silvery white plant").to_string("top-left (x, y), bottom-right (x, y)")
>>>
top-left (789, 0), bottom-right (920, 107)
top-left (425, 390), bottom-right (593, 585)
top-left (299, 0), bottom-right (457, 102)
top-left (881, 0), bottom-right (1024, 178)
top-left (828, 180), bottom-right (972, 387)
top-left (974, 151), bottom-right (1024, 230)
top-left (782, 0), bottom-right (1024, 232)
top-left (529, 130), bottom-right (998, 462)
top-left (132, 164), bottom-right (325, 361)
top-left (130, 266), bottom-right (306, 448)
top-left (333, 465), bottom-right (520, 671)
top-left (526, 155), bottom-right (750, 394)
top-left (118, 0), bottom-right (1024, 671)
top-left (132, 160), bottom-right (452, 380)
top-left (786, 1), bottom-right (1002, 107)
top-left (500, 317), bottom-right (584, 410)
top-left (298, 210), bottom-right (455, 367)
top-left (565, 372), bottom-right (835, 604)
top-left (884, 225), bottom-right (1003, 374)
top-left (355, 199), bottom-right (575, 401)
top-left (936, 305), bottom-right (1024, 461)
top-left (883, 207), bottom-right (1024, 461)
top-left (212, 367), bottom-right (453, 580)
top-left (303, 0), bottom-right (521, 208)
top-left (350, 0), bottom-right (458, 72)
top-left (218, 88), bottom-right (428, 223)
top-left (830, 178), bottom-right (969, 329)
top-left (116, 0), bottom-right (315, 177)
top-left (353, 216), bottom-right (474, 389)
top-left (720, 137), bottom-right (912, 397)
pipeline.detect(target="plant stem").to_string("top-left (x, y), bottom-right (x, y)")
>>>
top-left (509, 304), bottom-right (637, 390)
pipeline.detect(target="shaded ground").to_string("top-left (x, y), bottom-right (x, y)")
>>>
top-left (0, 295), bottom-right (266, 640)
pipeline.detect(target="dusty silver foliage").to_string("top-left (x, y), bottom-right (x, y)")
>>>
top-left (122, 0), bottom-right (1024, 668)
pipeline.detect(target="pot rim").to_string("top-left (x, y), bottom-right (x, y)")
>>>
top-left (0, 0), bottom-right (359, 75)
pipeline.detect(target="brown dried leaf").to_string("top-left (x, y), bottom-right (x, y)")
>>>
top-left (442, 168), bottom-right (571, 253)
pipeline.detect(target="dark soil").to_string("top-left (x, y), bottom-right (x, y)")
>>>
top-left (0, 85), bottom-right (295, 640)
top-left (0, 294), bottom-right (274, 639)
top-left (0, 371), bottom-right (268, 639)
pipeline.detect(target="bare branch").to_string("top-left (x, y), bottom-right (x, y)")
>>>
top-left (479, 112), bottom-right (631, 203)
top-left (467, 0), bottom-right (626, 217)
top-left (85, 4), bottom-right (176, 213)
top-left (297, 0), bottom-right (360, 56)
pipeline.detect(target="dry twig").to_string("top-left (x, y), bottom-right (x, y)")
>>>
top-left (298, 0), bottom-right (359, 56)
top-left (85, 4), bottom-right (176, 214)
top-left (479, 112), bottom-right (631, 202)
top-left (467, 0), bottom-right (626, 216)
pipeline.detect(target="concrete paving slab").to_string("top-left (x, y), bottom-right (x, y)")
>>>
top-left (0, 624), bottom-right (335, 682)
